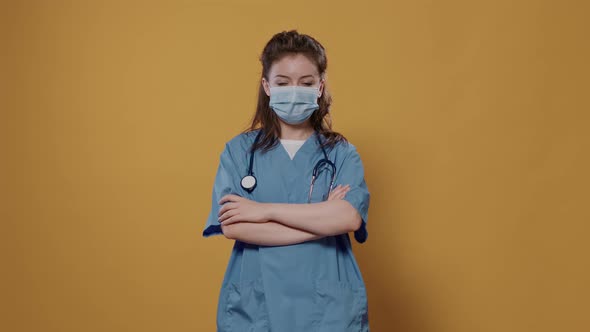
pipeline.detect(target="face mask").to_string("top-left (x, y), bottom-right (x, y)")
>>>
top-left (269, 86), bottom-right (320, 125)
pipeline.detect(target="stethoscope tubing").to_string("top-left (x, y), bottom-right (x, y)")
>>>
top-left (242, 129), bottom-right (336, 203)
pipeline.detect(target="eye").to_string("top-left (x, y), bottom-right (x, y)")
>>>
top-left (302, 82), bottom-right (313, 86)
top-left (277, 82), bottom-right (288, 86)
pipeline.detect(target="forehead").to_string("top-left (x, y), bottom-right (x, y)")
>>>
top-left (268, 53), bottom-right (319, 79)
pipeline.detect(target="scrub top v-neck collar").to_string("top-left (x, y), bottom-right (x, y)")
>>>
top-left (279, 139), bottom-right (306, 160)
top-left (275, 131), bottom-right (318, 164)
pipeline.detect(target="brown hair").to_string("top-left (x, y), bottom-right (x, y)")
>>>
top-left (244, 30), bottom-right (347, 153)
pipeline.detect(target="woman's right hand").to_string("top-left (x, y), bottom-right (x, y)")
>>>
top-left (327, 184), bottom-right (350, 200)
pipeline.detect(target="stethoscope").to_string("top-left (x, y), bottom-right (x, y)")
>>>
top-left (241, 130), bottom-right (336, 203)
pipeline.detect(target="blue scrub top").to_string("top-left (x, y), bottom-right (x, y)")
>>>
top-left (203, 129), bottom-right (371, 332)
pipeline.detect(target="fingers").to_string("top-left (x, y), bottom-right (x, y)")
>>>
top-left (334, 184), bottom-right (350, 195)
top-left (331, 191), bottom-right (347, 200)
top-left (330, 184), bottom-right (343, 193)
top-left (333, 192), bottom-right (346, 200)
top-left (218, 209), bottom-right (239, 224)
top-left (328, 184), bottom-right (350, 200)
top-left (218, 194), bottom-right (242, 205)
top-left (336, 185), bottom-right (350, 199)
top-left (328, 185), bottom-right (344, 199)
top-left (219, 214), bottom-right (240, 225)
top-left (218, 202), bottom-right (237, 217)
top-left (340, 184), bottom-right (351, 193)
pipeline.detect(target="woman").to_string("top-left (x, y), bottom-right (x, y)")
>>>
top-left (203, 30), bottom-right (371, 332)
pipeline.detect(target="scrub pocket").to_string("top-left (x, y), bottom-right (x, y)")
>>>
top-left (220, 278), bottom-right (270, 332)
top-left (312, 279), bottom-right (369, 332)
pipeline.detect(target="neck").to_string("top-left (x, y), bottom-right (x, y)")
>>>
top-left (279, 121), bottom-right (314, 140)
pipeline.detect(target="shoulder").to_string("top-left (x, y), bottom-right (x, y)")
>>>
top-left (223, 129), bottom-right (261, 155)
top-left (327, 136), bottom-right (367, 170)
top-left (327, 135), bottom-right (360, 156)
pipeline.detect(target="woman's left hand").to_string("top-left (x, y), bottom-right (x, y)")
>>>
top-left (218, 194), bottom-right (269, 225)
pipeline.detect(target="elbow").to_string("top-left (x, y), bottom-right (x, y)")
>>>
top-left (340, 200), bottom-right (362, 233)
top-left (220, 223), bottom-right (235, 240)
top-left (349, 213), bottom-right (362, 233)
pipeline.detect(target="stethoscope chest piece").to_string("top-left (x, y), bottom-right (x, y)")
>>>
top-left (241, 130), bottom-right (263, 193)
top-left (241, 175), bottom-right (257, 193)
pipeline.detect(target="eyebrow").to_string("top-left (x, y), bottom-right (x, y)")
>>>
top-left (273, 75), bottom-right (315, 79)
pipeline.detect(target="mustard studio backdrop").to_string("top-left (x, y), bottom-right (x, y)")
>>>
top-left (2, 0), bottom-right (589, 331)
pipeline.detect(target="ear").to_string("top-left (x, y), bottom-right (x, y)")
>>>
top-left (318, 79), bottom-right (325, 98)
top-left (262, 78), bottom-right (270, 97)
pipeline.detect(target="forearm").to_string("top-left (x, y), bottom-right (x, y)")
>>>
top-left (265, 199), bottom-right (362, 237)
top-left (221, 221), bottom-right (324, 246)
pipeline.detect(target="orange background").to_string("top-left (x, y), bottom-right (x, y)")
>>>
top-left (2, 1), bottom-right (589, 331)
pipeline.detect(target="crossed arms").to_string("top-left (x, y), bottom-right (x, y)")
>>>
top-left (218, 185), bottom-right (362, 246)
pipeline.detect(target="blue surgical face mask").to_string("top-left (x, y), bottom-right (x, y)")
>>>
top-left (269, 86), bottom-right (320, 125)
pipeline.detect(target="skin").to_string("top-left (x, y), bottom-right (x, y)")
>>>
top-left (218, 53), bottom-right (363, 246)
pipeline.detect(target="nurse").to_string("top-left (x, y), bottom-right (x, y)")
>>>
top-left (203, 30), bottom-right (371, 331)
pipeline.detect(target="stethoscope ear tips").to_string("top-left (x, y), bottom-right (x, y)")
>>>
top-left (241, 175), bottom-right (257, 193)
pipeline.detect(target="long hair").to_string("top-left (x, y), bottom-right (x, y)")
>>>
top-left (244, 30), bottom-right (347, 153)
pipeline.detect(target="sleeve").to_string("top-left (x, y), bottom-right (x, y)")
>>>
top-left (335, 144), bottom-right (371, 243)
top-left (202, 143), bottom-right (246, 238)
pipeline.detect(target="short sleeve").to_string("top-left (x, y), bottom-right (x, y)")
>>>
top-left (202, 143), bottom-right (246, 237)
top-left (335, 144), bottom-right (371, 243)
